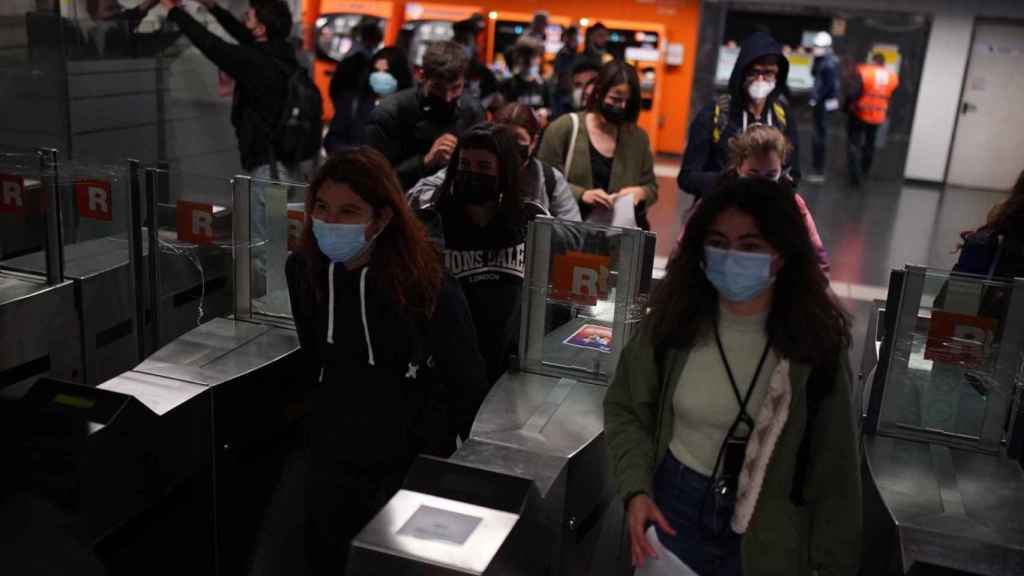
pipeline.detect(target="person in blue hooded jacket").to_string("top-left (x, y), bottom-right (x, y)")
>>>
top-left (677, 32), bottom-right (802, 202)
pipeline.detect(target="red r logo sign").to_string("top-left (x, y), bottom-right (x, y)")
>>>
top-left (176, 200), bottom-right (215, 245)
top-left (0, 173), bottom-right (26, 215)
top-left (550, 251), bottom-right (611, 306)
top-left (287, 210), bottom-right (304, 251)
top-left (74, 179), bottom-right (113, 221)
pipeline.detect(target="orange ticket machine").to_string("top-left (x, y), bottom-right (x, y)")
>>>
top-left (398, 3), bottom-right (481, 66)
top-left (306, 0), bottom-right (396, 121)
top-left (582, 19), bottom-right (665, 152)
top-left (486, 12), bottom-right (572, 76)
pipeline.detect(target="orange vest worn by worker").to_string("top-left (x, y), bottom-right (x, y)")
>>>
top-left (853, 63), bottom-right (899, 125)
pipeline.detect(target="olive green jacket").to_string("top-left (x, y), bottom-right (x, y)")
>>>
top-left (537, 112), bottom-right (659, 205)
top-left (603, 332), bottom-right (862, 576)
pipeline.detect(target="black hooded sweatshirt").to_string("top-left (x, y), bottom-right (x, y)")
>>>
top-left (677, 32), bottom-right (802, 199)
top-left (168, 5), bottom-right (299, 171)
top-left (284, 252), bottom-right (489, 473)
top-left (418, 199), bottom-right (549, 384)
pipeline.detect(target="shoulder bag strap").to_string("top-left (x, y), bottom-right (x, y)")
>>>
top-left (564, 112), bottom-right (580, 178)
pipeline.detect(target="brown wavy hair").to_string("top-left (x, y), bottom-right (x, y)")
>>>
top-left (647, 175), bottom-right (850, 365)
top-left (727, 124), bottom-right (793, 171)
top-left (494, 103), bottom-right (541, 140)
top-left (299, 147), bottom-right (442, 319)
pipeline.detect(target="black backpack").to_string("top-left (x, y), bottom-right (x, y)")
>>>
top-left (273, 62), bottom-right (323, 165)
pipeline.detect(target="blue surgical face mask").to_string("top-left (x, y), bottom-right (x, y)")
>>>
top-left (703, 246), bottom-right (774, 302)
top-left (369, 71), bottom-right (398, 96)
top-left (313, 218), bottom-right (371, 263)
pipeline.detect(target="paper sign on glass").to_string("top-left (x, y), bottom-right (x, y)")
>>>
top-left (563, 324), bottom-right (613, 354)
top-left (396, 505), bottom-right (482, 546)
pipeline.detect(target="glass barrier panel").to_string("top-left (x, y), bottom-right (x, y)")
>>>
top-left (0, 152), bottom-right (49, 269)
top-left (879, 268), bottom-right (1024, 449)
top-left (520, 218), bottom-right (652, 384)
top-left (150, 168), bottom-right (234, 347)
top-left (249, 176), bottom-right (306, 322)
top-left (2, 157), bottom-right (133, 289)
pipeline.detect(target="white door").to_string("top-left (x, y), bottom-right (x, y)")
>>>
top-left (947, 23), bottom-right (1024, 190)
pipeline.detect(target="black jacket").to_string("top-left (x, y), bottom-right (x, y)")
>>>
top-left (323, 90), bottom-right (376, 152)
top-left (677, 32), bottom-right (802, 199)
top-left (285, 253), bottom-right (489, 470)
top-left (168, 5), bottom-right (297, 171)
top-left (365, 87), bottom-right (485, 190)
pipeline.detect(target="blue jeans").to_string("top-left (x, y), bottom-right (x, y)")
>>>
top-left (653, 452), bottom-right (742, 576)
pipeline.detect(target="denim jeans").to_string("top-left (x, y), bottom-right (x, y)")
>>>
top-left (653, 452), bottom-right (743, 576)
top-left (812, 103), bottom-right (829, 174)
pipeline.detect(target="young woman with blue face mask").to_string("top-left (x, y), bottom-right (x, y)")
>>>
top-left (604, 177), bottom-right (861, 576)
top-left (324, 47), bottom-right (413, 153)
top-left (285, 147), bottom-right (489, 575)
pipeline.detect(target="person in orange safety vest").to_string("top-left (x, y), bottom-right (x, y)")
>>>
top-left (847, 53), bottom-right (899, 186)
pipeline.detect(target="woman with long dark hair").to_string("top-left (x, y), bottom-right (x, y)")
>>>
top-left (420, 122), bottom-right (549, 383)
top-left (604, 177), bottom-right (861, 575)
top-left (286, 147), bottom-right (488, 575)
top-left (323, 46), bottom-right (413, 152)
top-left (943, 169), bottom-right (1024, 318)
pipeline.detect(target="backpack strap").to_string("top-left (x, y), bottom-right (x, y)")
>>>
top-left (541, 161), bottom-right (556, 205)
top-left (564, 112), bottom-right (580, 177)
top-left (712, 94), bottom-right (731, 144)
top-left (987, 234), bottom-right (1006, 279)
top-left (772, 101), bottom-right (788, 130)
top-left (790, 359), bottom-right (837, 506)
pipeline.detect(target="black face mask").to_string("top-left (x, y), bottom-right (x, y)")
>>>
top-left (456, 171), bottom-right (499, 205)
top-left (601, 103), bottom-right (628, 125)
top-left (423, 92), bottom-right (458, 121)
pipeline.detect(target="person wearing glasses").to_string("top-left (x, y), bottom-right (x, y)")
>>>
top-left (677, 32), bottom-right (802, 202)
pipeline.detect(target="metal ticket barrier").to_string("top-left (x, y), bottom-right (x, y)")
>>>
top-left (85, 171), bottom-right (307, 575)
top-left (2, 157), bottom-right (145, 387)
top-left (860, 265), bottom-right (1024, 575)
top-left (8, 165), bottom-right (307, 575)
top-left (142, 166), bottom-right (236, 351)
top-left (349, 217), bottom-right (656, 576)
top-left (0, 149), bottom-right (82, 392)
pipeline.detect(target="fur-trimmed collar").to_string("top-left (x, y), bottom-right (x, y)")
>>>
top-left (732, 359), bottom-right (792, 533)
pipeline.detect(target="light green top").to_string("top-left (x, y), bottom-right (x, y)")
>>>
top-left (670, 307), bottom-right (778, 476)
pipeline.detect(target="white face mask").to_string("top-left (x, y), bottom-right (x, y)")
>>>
top-left (747, 79), bottom-right (775, 101)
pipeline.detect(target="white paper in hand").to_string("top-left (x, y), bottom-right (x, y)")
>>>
top-left (585, 192), bottom-right (638, 229)
top-left (633, 526), bottom-right (700, 576)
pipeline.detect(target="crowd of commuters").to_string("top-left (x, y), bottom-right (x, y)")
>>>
top-left (152, 3), bottom-right (1015, 576)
